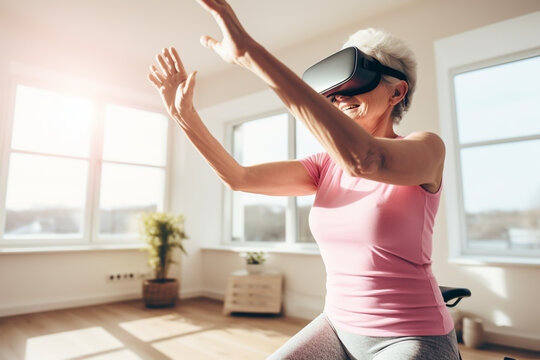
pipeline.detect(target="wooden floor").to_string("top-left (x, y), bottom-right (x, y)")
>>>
top-left (0, 297), bottom-right (539, 360)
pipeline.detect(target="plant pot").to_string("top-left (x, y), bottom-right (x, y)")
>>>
top-left (142, 278), bottom-right (179, 308)
top-left (246, 263), bottom-right (265, 274)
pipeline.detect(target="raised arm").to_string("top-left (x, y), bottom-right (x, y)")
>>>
top-left (195, 0), bottom-right (444, 191)
top-left (148, 47), bottom-right (316, 197)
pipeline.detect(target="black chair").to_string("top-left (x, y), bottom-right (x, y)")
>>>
top-left (440, 286), bottom-right (471, 308)
top-left (439, 286), bottom-right (471, 360)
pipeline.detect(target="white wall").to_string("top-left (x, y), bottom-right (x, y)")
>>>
top-left (0, 250), bottom-right (172, 317)
top-left (187, 0), bottom-right (540, 351)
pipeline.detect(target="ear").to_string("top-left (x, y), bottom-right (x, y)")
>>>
top-left (389, 80), bottom-right (408, 106)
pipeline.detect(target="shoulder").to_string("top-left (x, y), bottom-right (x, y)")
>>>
top-left (300, 152), bottom-right (332, 166)
top-left (401, 132), bottom-right (445, 156)
top-left (402, 131), bottom-right (444, 145)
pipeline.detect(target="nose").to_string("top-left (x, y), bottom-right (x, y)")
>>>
top-left (329, 94), bottom-right (350, 103)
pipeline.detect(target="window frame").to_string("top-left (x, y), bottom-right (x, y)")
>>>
top-left (435, 11), bottom-right (540, 264)
top-left (223, 109), bottom-right (319, 251)
top-left (0, 64), bottom-right (173, 249)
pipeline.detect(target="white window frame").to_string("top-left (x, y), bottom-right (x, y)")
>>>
top-left (223, 110), bottom-right (318, 252)
top-left (435, 11), bottom-right (540, 265)
top-left (0, 63), bottom-right (173, 250)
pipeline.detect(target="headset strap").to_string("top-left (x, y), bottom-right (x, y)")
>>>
top-left (361, 52), bottom-right (408, 82)
top-left (371, 60), bottom-right (407, 82)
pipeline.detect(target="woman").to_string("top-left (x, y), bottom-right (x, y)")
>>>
top-left (148, 1), bottom-right (459, 359)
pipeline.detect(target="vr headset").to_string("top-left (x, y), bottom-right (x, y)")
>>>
top-left (302, 47), bottom-right (407, 99)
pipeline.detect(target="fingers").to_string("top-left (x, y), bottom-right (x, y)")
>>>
top-left (150, 64), bottom-right (166, 82)
top-left (195, 0), bottom-right (250, 63)
top-left (148, 46), bottom-right (193, 92)
top-left (170, 47), bottom-right (188, 77)
top-left (200, 35), bottom-right (219, 50)
top-left (156, 52), bottom-right (172, 76)
top-left (183, 71), bottom-right (197, 96)
top-left (175, 71), bottom-right (198, 111)
top-left (147, 72), bottom-right (161, 88)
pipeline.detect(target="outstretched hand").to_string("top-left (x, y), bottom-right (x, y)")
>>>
top-left (148, 47), bottom-right (197, 122)
top-left (196, 0), bottom-right (256, 66)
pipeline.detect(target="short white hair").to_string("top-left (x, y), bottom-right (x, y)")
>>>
top-left (342, 28), bottom-right (417, 124)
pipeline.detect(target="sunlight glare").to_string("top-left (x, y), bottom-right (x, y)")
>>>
top-left (119, 314), bottom-right (205, 342)
top-left (12, 85), bottom-right (92, 157)
top-left (99, 163), bottom-right (164, 210)
top-left (493, 309), bottom-right (513, 327)
top-left (25, 326), bottom-right (123, 360)
top-left (462, 267), bottom-right (508, 299)
top-left (103, 104), bottom-right (168, 166)
top-left (6, 153), bottom-right (87, 211)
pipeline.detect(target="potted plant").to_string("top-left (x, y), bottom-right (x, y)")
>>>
top-left (139, 211), bottom-right (187, 308)
top-left (243, 251), bottom-right (267, 274)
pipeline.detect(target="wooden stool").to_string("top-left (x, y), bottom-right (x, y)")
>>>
top-left (223, 270), bottom-right (283, 315)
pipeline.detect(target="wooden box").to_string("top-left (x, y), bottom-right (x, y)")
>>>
top-left (223, 270), bottom-right (283, 315)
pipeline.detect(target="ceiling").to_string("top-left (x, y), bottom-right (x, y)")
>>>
top-left (1, 0), bottom-right (421, 79)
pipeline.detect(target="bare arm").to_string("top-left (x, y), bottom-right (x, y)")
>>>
top-left (195, 0), bottom-right (444, 191)
top-left (148, 47), bottom-right (316, 196)
top-left (177, 111), bottom-right (316, 196)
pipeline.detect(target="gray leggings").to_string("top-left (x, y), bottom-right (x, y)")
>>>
top-left (267, 313), bottom-right (460, 360)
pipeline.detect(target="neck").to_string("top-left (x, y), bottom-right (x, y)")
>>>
top-left (360, 111), bottom-right (396, 138)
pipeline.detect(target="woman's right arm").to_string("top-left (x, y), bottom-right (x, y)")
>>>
top-left (148, 47), bottom-right (316, 197)
top-left (180, 108), bottom-right (316, 196)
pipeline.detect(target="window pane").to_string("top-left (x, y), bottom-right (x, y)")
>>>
top-left (295, 119), bottom-right (324, 159)
top-left (99, 163), bottom-right (165, 235)
top-left (4, 153), bottom-right (88, 236)
top-left (12, 85), bottom-right (93, 157)
top-left (233, 114), bottom-right (288, 165)
top-left (232, 192), bottom-right (287, 242)
top-left (103, 105), bottom-right (168, 166)
top-left (232, 114), bottom-right (288, 242)
top-left (454, 56), bottom-right (540, 144)
top-left (461, 140), bottom-right (540, 251)
top-left (295, 119), bottom-right (324, 243)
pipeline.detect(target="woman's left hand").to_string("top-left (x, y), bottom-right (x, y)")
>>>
top-left (195, 0), bottom-right (256, 66)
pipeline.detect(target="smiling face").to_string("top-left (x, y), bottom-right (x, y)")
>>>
top-left (330, 80), bottom-right (407, 138)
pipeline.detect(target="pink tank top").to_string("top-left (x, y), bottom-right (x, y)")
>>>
top-left (299, 151), bottom-right (454, 336)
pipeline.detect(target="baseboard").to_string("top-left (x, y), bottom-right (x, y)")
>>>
top-left (180, 287), bottom-right (224, 301)
top-left (0, 292), bottom-right (141, 318)
top-left (485, 329), bottom-right (540, 352)
top-left (0, 288), bottom-right (222, 318)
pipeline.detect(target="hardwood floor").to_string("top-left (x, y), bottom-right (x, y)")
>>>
top-left (0, 297), bottom-right (538, 360)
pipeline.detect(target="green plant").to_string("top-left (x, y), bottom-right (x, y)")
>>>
top-left (139, 212), bottom-right (188, 282)
top-left (244, 251), bottom-right (266, 265)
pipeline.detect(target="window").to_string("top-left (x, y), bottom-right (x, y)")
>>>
top-left (99, 104), bottom-right (168, 238)
top-left (435, 12), bottom-right (540, 262)
top-left (0, 84), bottom-right (169, 247)
top-left (227, 112), bottom-right (323, 246)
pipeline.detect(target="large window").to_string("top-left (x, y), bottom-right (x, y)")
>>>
top-left (435, 12), bottom-right (540, 262)
top-left (0, 84), bottom-right (169, 247)
top-left (227, 112), bottom-right (323, 245)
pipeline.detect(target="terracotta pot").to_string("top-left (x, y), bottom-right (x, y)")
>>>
top-left (142, 278), bottom-right (179, 308)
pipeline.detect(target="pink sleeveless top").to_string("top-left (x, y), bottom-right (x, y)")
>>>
top-left (299, 151), bottom-right (454, 336)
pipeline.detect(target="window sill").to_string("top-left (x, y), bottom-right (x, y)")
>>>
top-left (201, 244), bottom-right (321, 256)
top-left (0, 243), bottom-right (147, 255)
top-left (449, 255), bottom-right (540, 267)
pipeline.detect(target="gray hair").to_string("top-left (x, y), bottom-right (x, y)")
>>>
top-left (342, 28), bottom-right (417, 124)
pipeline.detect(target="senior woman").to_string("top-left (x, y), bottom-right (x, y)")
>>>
top-left (148, 1), bottom-right (459, 359)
